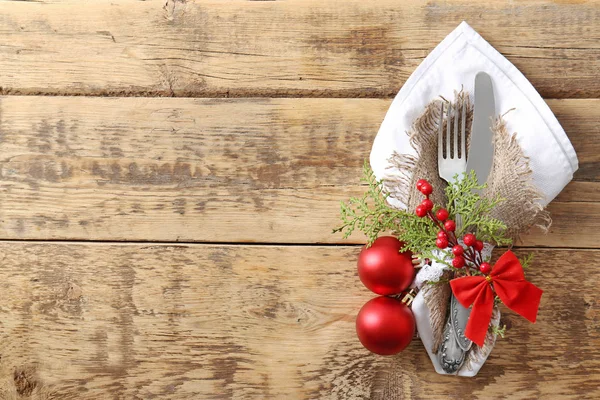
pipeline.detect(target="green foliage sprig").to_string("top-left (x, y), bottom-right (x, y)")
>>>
top-left (490, 324), bottom-right (507, 338)
top-left (445, 171), bottom-right (511, 246)
top-left (332, 161), bottom-right (403, 244)
top-left (332, 161), bottom-right (438, 256)
top-left (333, 162), bottom-right (511, 262)
top-left (519, 253), bottom-right (535, 269)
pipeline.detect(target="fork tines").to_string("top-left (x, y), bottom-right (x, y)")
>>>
top-left (438, 100), bottom-right (467, 185)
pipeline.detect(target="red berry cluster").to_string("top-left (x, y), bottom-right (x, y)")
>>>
top-left (415, 179), bottom-right (491, 275)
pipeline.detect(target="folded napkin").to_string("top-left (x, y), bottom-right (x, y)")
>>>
top-left (370, 21), bottom-right (578, 209)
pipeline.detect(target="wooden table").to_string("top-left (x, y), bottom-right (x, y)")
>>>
top-left (0, 1), bottom-right (598, 398)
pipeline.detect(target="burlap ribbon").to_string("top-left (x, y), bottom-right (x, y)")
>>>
top-left (420, 272), bottom-right (452, 353)
top-left (384, 91), bottom-right (550, 358)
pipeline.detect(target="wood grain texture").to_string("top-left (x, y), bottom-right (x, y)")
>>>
top-left (1, 1), bottom-right (599, 398)
top-left (1, 0), bottom-right (600, 98)
top-left (0, 96), bottom-right (597, 246)
top-left (0, 243), bottom-right (597, 399)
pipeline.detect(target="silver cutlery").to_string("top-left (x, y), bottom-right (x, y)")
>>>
top-left (437, 101), bottom-right (467, 185)
top-left (436, 98), bottom-right (470, 373)
top-left (467, 72), bottom-right (496, 188)
top-left (436, 72), bottom-right (497, 374)
top-left (437, 295), bottom-right (471, 373)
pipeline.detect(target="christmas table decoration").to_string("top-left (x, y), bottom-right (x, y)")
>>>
top-left (333, 22), bottom-right (579, 376)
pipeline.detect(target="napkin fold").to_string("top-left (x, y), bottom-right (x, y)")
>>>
top-left (370, 21), bottom-right (578, 209)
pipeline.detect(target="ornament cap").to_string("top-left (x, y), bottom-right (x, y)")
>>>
top-left (399, 288), bottom-right (419, 307)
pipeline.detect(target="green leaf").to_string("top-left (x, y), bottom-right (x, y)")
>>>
top-left (490, 324), bottom-right (507, 338)
top-left (519, 252), bottom-right (535, 270)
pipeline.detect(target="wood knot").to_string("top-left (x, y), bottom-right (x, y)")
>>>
top-left (14, 367), bottom-right (38, 396)
top-left (66, 283), bottom-right (83, 300)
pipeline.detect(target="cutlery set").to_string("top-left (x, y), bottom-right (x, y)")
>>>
top-left (436, 72), bottom-right (496, 373)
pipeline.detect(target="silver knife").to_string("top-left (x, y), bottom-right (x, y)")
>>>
top-left (456, 72), bottom-right (496, 348)
top-left (467, 71), bottom-right (496, 186)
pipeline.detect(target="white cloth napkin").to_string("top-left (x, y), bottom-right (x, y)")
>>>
top-left (370, 21), bottom-right (578, 209)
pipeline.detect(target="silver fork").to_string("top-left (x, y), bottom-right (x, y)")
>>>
top-left (436, 100), bottom-right (471, 375)
top-left (438, 101), bottom-right (467, 187)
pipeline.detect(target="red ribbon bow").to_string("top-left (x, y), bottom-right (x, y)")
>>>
top-left (449, 250), bottom-right (543, 346)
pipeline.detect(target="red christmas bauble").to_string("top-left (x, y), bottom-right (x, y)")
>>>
top-left (356, 296), bottom-right (415, 355)
top-left (357, 236), bottom-right (414, 295)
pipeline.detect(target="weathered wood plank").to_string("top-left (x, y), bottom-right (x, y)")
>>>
top-left (1, 0), bottom-right (600, 97)
top-left (0, 243), bottom-right (597, 399)
top-left (0, 97), bottom-right (597, 246)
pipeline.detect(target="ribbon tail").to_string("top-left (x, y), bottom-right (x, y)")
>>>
top-left (464, 285), bottom-right (495, 347)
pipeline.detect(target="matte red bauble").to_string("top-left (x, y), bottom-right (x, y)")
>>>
top-left (357, 236), bottom-right (414, 295)
top-left (356, 296), bottom-right (415, 355)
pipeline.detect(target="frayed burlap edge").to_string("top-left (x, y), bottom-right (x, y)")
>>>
top-left (421, 271), bottom-right (452, 353)
top-left (486, 117), bottom-right (552, 240)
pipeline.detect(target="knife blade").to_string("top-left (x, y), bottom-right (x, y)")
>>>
top-left (467, 72), bottom-right (496, 186)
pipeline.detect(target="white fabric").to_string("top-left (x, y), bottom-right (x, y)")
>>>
top-left (370, 21), bottom-right (578, 209)
top-left (414, 261), bottom-right (446, 289)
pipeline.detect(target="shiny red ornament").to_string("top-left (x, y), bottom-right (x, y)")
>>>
top-left (356, 296), bottom-right (415, 355)
top-left (357, 236), bottom-right (415, 295)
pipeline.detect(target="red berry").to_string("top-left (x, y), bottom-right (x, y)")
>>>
top-left (436, 208), bottom-right (449, 221)
top-left (452, 256), bottom-right (466, 268)
top-left (416, 179), bottom-right (428, 191)
top-left (444, 220), bottom-right (456, 232)
top-left (479, 262), bottom-right (492, 274)
top-left (421, 198), bottom-right (434, 211)
top-left (437, 231), bottom-right (447, 240)
top-left (473, 240), bottom-right (484, 252)
top-left (419, 182), bottom-right (433, 196)
top-left (463, 233), bottom-right (476, 247)
top-left (436, 237), bottom-right (449, 249)
top-left (452, 245), bottom-right (464, 256)
top-left (415, 205), bottom-right (427, 218)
